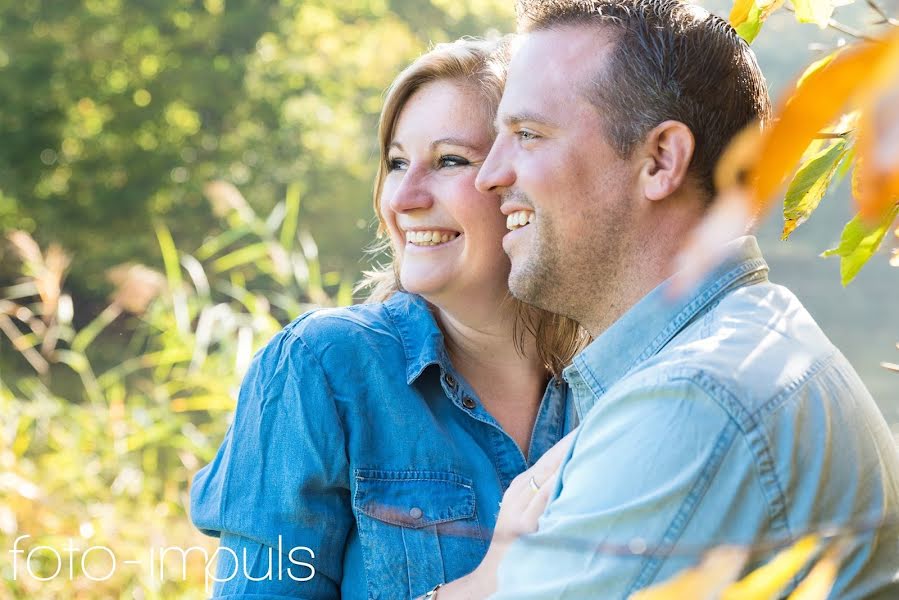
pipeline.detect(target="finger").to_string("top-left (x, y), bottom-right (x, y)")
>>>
top-left (521, 467), bottom-right (564, 532)
top-left (527, 428), bottom-right (578, 488)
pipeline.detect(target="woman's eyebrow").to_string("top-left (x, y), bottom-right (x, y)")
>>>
top-left (390, 138), bottom-right (480, 151)
top-left (431, 136), bottom-right (480, 149)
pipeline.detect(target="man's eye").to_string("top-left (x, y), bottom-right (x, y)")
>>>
top-left (516, 130), bottom-right (539, 141)
top-left (387, 158), bottom-right (408, 171)
top-left (439, 155), bottom-right (469, 168)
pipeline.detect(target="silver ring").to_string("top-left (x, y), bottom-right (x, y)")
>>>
top-left (528, 476), bottom-right (541, 493)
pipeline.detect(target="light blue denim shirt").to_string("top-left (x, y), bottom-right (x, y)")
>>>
top-left (190, 291), bottom-right (575, 599)
top-left (492, 236), bottom-right (899, 600)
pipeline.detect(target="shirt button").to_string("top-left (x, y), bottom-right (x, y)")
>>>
top-left (409, 507), bottom-right (423, 519)
top-left (444, 373), bottom-right (457, 390)
top-left (462, 396), bottom-right (476, 410)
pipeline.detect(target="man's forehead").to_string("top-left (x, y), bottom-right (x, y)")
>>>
top-left (499, 26), bottom-right (614, 121)
top-left (508, 25), bottom-right (615, 85)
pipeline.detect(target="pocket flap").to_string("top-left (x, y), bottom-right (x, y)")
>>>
top-left (353, 470), bottom-right (476, 529)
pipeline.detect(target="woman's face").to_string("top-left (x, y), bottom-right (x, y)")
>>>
top-left (380, 79), bottom-right (510, 305)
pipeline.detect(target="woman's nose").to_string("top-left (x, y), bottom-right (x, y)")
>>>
top-left (388, 166), bottom-right (434, 213)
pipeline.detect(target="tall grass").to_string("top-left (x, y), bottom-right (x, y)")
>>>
top-left (0, 182), bottom-right (347, 598)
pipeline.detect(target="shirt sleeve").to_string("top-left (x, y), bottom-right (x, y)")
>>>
top-left (490, 377), bottom-right (762, 600)
top-left (189, 324), bottom-right (352, 599)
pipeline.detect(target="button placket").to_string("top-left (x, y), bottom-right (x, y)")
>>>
top-left (443, 372), bottom-right (457, 389)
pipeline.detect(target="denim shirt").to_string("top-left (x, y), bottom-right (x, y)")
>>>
top-left (190, 291), bottom-right (575, 599)
top-left (492, 236), bottom-right (899, 600)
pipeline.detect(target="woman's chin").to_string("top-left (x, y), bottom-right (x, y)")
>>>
top-left (398, 274), bottom-right (449, 299)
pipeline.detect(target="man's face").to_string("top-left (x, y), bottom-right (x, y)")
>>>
top-left (476, 26), bottom-right (642, 324)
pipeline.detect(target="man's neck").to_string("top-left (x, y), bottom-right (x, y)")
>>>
top-left (582, 201), bottom-right (705, 338)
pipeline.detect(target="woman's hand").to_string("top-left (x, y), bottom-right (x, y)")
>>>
top-left (431, 429), bottom-right (578, 599)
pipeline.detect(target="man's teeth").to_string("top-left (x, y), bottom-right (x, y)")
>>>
top-left (506, 210), bottom-right (535, 231)
top-left (406, 230), bottom-right (460, 246)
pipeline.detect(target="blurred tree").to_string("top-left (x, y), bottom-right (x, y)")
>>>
top-left (0, 0), bottom-right (514, 300)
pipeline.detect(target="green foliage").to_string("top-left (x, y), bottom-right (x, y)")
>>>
top-left (730, 0), bottom-right (899, 284)
top-left (781, 138), bottom-right (850, 240)
top-left (1, 186), bottom-right (346, 597)
top-left (822, 203), bottom-right (899, 285)
top-left (0, 0), bottom-right (513, 297)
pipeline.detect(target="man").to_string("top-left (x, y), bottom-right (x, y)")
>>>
top-left (475, 0), bottom-right (899, 597)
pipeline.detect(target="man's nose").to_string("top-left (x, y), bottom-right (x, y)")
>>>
top-left (476, 139), bottom-right (515, 193)
top-left (388, 167), bottom-right (434, 213)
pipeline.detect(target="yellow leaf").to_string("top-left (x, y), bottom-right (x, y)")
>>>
top-left (796, 50), bottom-right (839, 90)
top-left (785, 541), bottom-right (846, 600)
top-left (721, 535), bottom-right (820, 600)
top-left (730, 0), bottom-right (756, 27)
top-left (630, 546), bottom-right (748, 600)
top-left (729, 0), bottom-right (785, 43)
top-left (792, 0), bottom-right (834, 28)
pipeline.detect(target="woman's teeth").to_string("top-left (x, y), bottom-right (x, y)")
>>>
top-left (406, 230), bottom-right (460, 246)
top-left (506, 210), bottom-right (535, 231)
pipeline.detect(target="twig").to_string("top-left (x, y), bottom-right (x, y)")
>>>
top-left (865, 0), bottom-right (899, 26)
top-left (783, 5), bottom-right (878, 41)
top-left (815, 131), bottom-right (853, 139)
top-left (826, 17), bottom-right (878, 41)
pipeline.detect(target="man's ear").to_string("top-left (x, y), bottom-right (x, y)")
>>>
top-left (638, 120), bottom-right (695, 202)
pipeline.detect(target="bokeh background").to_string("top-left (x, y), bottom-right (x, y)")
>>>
top-left (1, 0), bottom-right (896, 597)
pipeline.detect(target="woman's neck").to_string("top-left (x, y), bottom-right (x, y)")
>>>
top-left (432, 298), bottom-right (549, 458)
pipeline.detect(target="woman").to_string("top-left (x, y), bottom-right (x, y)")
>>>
top-left (190, 37), bottom-right (587, 599)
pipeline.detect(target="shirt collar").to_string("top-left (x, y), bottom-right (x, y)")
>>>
top-left (564, 236), bottom-right (769, 411)
top-left (383, 291), bottom-right (453, 385)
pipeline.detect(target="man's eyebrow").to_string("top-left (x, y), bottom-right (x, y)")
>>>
top-left (496, 111), bottom-right (560, 130)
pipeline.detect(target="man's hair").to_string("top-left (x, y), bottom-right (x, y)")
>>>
top-left (517, 0), bottom-right (772, 197)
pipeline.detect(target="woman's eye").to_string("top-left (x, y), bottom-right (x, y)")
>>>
top-left (387, 158), bottom-right (408, 171)
top-left (438, 155), bottom-right (469, 168)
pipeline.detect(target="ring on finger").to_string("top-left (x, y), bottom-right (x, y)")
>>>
top-left (528, 476), bottom-right (541, 493)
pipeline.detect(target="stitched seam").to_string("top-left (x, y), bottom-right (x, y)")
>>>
top-left (686, 371), bottom-right (791, 535)
top-left (625, 420), bottom-right (739, 595)
top-left (633, 259), bottom-right (768, 370)
top-left (754, 353), bottom-right (837, 420)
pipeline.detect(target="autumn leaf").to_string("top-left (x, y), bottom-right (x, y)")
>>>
top-left (782, 139), bottom-right (850, 239)
top-left (784, 540), bottom-right (848, 600)
top-left (795, 50), bottom-right (839, 90)
top-left (629, 535), bottom-right (827, 600)
top-left (729, 0), bottom-right (785, 43)
top-left (748, 39), bottom-right (893, 213)
top-left (720, 535), bottom-right (820, 600)
top-left (674, 27), bottom-right (899, 296)
top-left (792, 0), bottom-right (835, 28)
top-left (822, 204), bottom-right (899, 285)
top-left (629, 546), bottom-right (748, 600)
top-left (852, 34), bottom-right (899, 221)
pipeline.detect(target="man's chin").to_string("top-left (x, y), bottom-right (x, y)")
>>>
top-left (508, 262), bottom-right (538, 304)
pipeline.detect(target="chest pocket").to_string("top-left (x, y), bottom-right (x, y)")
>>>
top-left (353, 469), bottom-right (485, 600)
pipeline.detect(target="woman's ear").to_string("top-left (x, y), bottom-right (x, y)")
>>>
top-left (638, 120), bottom-right (695, 202)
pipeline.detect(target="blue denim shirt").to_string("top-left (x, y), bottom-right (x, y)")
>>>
top-left (492, 236), bottom-right (899, 600)
top-left (190, 292), bottom-right (575, 599)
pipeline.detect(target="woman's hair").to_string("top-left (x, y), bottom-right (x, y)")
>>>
top-left (357, 37), bottom-right (589, 377)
